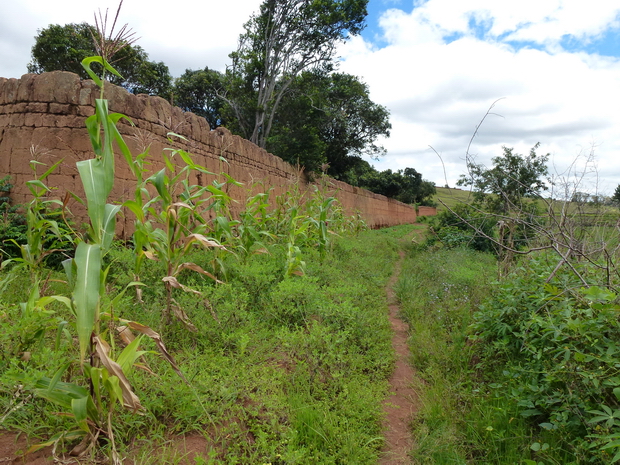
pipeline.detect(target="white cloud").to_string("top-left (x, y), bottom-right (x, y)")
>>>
top-left (0, 0), bottom-right (263, 79)
top-left (406, 0), bottom-right (620, 46)
top-left (339, 0), bottom-right (620, 194)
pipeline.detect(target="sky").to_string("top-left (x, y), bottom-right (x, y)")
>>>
top-left (1, 0), bottom-right (620, 196)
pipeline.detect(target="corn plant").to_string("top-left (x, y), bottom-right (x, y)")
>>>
top-left (202, 169), bottom-right (244, 279)
top-left (266, 182), bottom-right (304, 276)
top-left (27, 57), bottom-right (184, 462)
top-left (6, 159), bottom-right (70, 280)
top-left (305, 185), bottom-right (337, 260)
top-left (125, 136), bottom-right (229, 327)
top-left (236, 188), bottom-right (276, 262)
top-left (117, 135), bottom-right (151, 302)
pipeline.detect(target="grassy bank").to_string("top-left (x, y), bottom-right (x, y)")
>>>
top-left (0, 224), bottom-right (422, 463)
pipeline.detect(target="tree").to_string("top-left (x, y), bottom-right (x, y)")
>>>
top-left (266, 71), bottom-right (391, 177)
top-left (228, 0), bottom-right (368, 148)
top-left (355, 166), bottom-right (436, 205)
top-left (449, 143), bottom-right (549, 261)
top-left (612, 184), bottom-right (620, 206)
top-left (28, 23), bottom-right (172, 98)
top-left (173, 67), bottom-right (227, 130)
top-left (458, 143), bottom-right (549, 215)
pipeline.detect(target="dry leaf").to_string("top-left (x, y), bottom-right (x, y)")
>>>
top-left (186, 233), bottom-right (226, 249)
top-left (162, 276), bottom-right (202, 294)
top-left (93, 336), bottom-right (142, 412)
top-left (175, 262), bottom-right (224, 284)
top-left (121, 320), bottom-right (188, 383)
top-left (116, 326), bottom-right (135, 346)
top-left (171, 303), bottom-right (198, 333)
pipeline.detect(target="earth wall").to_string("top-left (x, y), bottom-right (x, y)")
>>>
top-left (0, 71), bottom-right (430, 238)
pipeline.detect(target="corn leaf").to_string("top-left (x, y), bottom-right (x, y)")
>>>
top-left (26, 431), bottom-right (85, 455)
top-left (175, 262), bottom-right (223, 284)
top-left (121, 319), bottom-right (188, 383)
top-left (73, 242), bottom-right (102, 363)
top-left (171, 303), bottom-right (198, 333)
top-left (93, 336), bottom-right (142, 411)
top-left (36, 158), bottom-right (64, 182)
top-left (89, 366), bottom-right (104, 410)
top-left (185, 234), bottom-right (226, 250)
top-left (108, 112), bottom-right (136, 173)
top-left (77, 159), bottom-right (107, 241)
top-left (81, 56), bottom-right (122, 88)
top-left (34, 378), bottom-right (98, 426)
top-left (123, 200), bottom-right (145, 221)
top-left (102, 204), bottom-right (121, 253)
top-left (103, 375), bottom-right (123, 410)
top-left (85, 113), bottom-right (102, 156)
top-left (71, 396), bottom-right (90, 433)
top-left (36, 295), bottom-right (72, 312)
top-left (62, 257), bottom-right (75, 290)
top-left (116, 335), bottom-right (147, 375)
top-left (162, 276), bottom-right (202, 294)
top-left (150, 168), bottom-right (171, 203)
top-left (94, 99), bottom-right (115, 193)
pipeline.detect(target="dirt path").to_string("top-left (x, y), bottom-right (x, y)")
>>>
top-left (379, 250), bottom-right (419, 464)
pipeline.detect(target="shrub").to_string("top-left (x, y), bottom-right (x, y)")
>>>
top-left (427, 203), bottom-right (497, 253)
top-left (471, 256), bottom-right (620, 463)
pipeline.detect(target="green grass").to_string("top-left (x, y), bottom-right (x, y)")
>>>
top-left (432, 187), bottom-right (475, 213)
top-left (0, 224), bottom-right (421, 463)
top-left (395, 246), bottom-right (517, 463)
top-left (397, 232), bottom-right (620, 464)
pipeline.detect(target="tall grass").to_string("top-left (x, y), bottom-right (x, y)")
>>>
top-left (395, 246), bottom-right (500, 463)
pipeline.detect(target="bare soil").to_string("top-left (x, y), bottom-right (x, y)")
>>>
top-left (0, 430), bottom-right (212, 464)
top-left (0, 432), bottom-right (54, 465)
top-left (378, 250), bottom-right (419, 464)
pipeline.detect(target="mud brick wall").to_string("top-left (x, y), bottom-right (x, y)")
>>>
top-left (417, 206), bottom-right (436, 217)
top-left (0, 71), bottom-right (426, 238)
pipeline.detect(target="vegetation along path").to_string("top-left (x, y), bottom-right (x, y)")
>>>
top-left (380, 249), bottom-right (419, 464)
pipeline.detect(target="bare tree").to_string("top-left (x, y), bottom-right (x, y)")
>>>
top-left (434, 103), bottom-right (620, 285)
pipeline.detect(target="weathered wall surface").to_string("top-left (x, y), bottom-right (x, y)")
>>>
top-left (0, 72), bottom-right (428, 237)
top-left (417, 206), bottom-right (436, 217)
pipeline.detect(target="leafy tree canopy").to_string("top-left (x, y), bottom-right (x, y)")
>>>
top-left (173, 67), bottom-right (227, 130)
top-left (356, 165), bottom-right (436, 205)
top-left (228, 0), bottom-right (369, 147)
top-left (266, 71), bottom-right (391, 176)
top-left (612, 184), bottom-right (620, 205)
top-left (458, 143), bottom-right (549, 214)
top-left (172, 68), bottom-right (392, 181)
top-left (28, 23), bottom-right (172, 98)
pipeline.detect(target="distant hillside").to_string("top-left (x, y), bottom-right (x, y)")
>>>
top-left (432, 187), bottom-right (619, 224)
top-left (431, 187), bottom-right (474, 213)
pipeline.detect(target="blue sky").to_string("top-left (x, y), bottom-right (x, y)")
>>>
top-left (338, 0), bottom-right (620, 195)
top-left (1, 0), bottom-right (620, 195)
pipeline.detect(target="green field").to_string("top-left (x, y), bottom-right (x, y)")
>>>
top-left (431, 186), bottom-right (475, 213)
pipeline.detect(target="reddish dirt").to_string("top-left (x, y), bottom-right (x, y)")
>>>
top-left (0, 432), bottom-right (55, 465)
top-left (379, 250), bottom-right (419, 464)
top-left (0, 431), bottom-right (209, 464)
